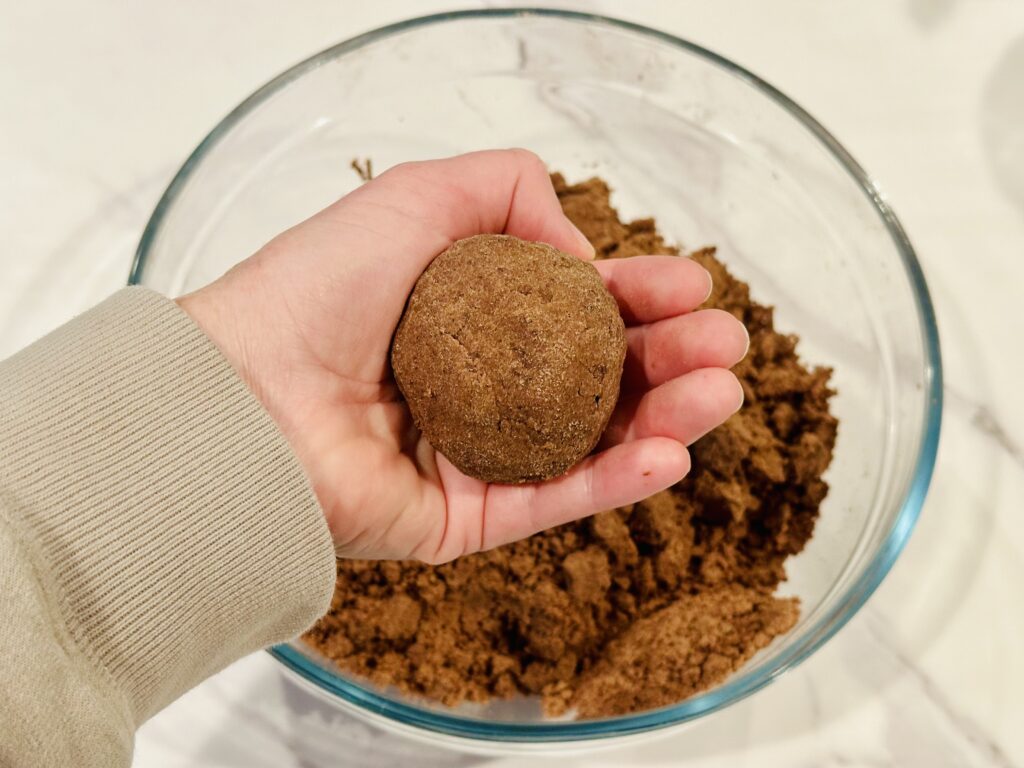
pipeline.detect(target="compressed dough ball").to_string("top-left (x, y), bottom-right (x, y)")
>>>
top-left (391, 234), bottom-right (626, 484)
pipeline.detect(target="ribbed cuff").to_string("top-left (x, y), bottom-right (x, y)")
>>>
top-left (0, 287), bottom-right (336, 723)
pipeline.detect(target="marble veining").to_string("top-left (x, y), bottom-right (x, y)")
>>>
top-left (969, 403), bottom-right (1023, 471)
top-left (864, 615), bottom-right (1016, 768)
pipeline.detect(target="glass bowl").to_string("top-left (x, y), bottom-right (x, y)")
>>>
top-left (129, 8), bottom-right (942, 754)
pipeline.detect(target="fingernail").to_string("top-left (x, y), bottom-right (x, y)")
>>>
top-left (702, 267), bottom-right (714, 303)
top-left (741, 323), bottom-right (751, 359)
top-left (568, 219), bottom-right (596, 260)
top-left (734, 376), bottom-right (747, 412)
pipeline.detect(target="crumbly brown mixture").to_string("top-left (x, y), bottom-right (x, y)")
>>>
top-left (391, 234), bottom-right (625, 484)
top-left (304, 173), bottom-right (837, 718)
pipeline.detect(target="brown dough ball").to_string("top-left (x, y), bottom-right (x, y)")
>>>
top-left (391, 234), bottom-right (627, 484)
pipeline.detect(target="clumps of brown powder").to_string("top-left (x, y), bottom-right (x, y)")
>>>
top-left (303, 172), bottom-right (838, 718)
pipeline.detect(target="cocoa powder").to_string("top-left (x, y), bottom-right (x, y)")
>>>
top-left (304, 173), bottom-right (838, 718)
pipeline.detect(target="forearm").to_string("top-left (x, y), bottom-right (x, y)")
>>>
top-left (0, 288), bottom-right (335, 766)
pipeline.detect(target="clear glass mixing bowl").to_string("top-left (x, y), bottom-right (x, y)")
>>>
top-left (129, 8), bottom-right (942, 754)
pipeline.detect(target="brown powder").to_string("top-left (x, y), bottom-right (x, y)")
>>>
top-left (303, 172), bottom-right (838, 718)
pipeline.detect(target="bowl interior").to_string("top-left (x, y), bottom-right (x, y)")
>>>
top-left (133, 9), bottom-right (939, 740)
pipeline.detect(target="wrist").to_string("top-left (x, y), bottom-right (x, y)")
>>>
top-left (176, 289), bottom-right (263, 406)
top-left (175, 286), bottom-right (336, 539)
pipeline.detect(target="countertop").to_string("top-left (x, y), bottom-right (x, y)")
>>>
top-left (2, 1), bottom-right (1022, 766)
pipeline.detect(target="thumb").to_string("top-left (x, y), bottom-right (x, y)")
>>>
top-left (327, 149), bottom-right (595, 266)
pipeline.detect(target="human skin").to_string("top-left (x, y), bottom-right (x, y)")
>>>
top-left (178, 149), bottom-right (748, 563)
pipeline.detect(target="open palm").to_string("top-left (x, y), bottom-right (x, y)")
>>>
top-left (179, 150), bottom-right (747, 562)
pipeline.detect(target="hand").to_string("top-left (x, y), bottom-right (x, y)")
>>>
top-left (178, 150), bottom-right (748, 562)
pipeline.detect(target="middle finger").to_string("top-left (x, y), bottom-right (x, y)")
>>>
top-left (622, 308), bottom-right (749, 390)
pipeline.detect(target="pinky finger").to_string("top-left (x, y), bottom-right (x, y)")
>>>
top-left (480, 437), bottom-right (690, 550)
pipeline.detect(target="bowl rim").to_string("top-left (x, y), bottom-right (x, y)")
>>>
top-left (130, 6), bottom-right (944, 742)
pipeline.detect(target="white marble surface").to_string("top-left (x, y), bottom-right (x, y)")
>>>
top-left (2, 1), bottom-right (1022, 766)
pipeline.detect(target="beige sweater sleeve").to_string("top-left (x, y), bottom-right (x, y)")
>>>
top-left (0, 288), bottom-right (336, 767)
